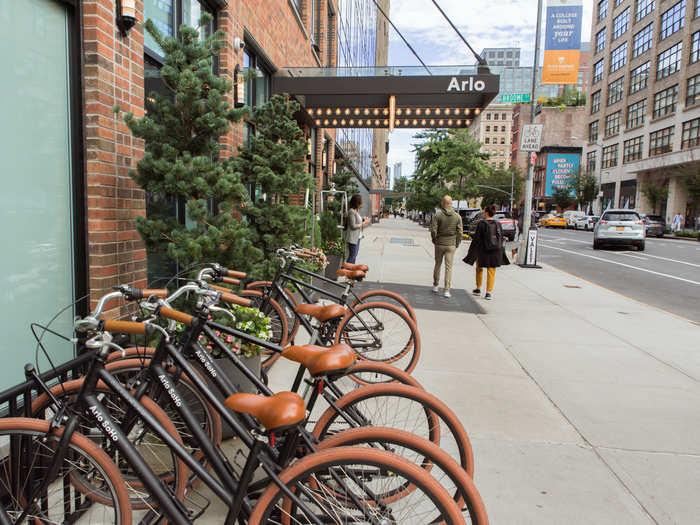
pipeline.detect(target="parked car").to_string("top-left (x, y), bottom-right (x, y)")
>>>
top-left (574, 215), bottom-right (599, 231)
top-left (457, 208), bottom-right (481, 233)
top-left (465, 211), bottom-right (517, 241)
top-left (593, 209), bottom-right (645, 251)
top-left (533, 210), bottom-right (549, 222)
top-left (541, 215), bottom-right (567, 228)
top-left (537, 213), bottom-right (555, 227)
top-left (640, 213), bottom-right (666, 237)
top-left (563, 210), bottom-right (587, 229)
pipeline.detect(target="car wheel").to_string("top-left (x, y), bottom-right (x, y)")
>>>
top-left (657, 233), bottom-right (664, 238)
top-left (593, 239), bottom-right (600, 250)
top-left (637, 241), bottom-right (645, 252)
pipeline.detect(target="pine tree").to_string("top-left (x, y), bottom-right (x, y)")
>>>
top-left (233, 95), bottom-right (312, 277)
top-left (119, 14), bottom-right (261, 275)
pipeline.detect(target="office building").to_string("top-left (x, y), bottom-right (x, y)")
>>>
top-left (482, 47), bottom-right (521, 67)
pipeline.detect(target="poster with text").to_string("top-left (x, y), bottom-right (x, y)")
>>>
top-left (542, 0), bottom-right (583, 85)
top-left (545, 153), bottom-right (580, 197)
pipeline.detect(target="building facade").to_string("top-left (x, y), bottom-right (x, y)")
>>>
top-left (470, 104), bottom-right (514, 169)
top-left (481, 47), bottom-right (521, 67)
top-left (584, 0), bottom-right (700, 222)
top-left (0, 0), bottom-right (382, 389)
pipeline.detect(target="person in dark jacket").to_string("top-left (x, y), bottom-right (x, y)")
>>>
top-left (463, 204), bottom-right (510, 300)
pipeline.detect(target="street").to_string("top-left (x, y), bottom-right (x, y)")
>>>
top-left (536, 227), bottom-right (700, 322)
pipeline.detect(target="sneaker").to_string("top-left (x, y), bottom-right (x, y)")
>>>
top-left (485, 293), bottom-right (492, 300)
top-left (432, 285), bottom-right (439, 293)
top-left (443, 290), bottom-right (451, 298)
top-left (472, 289), bottom-right (481, 296)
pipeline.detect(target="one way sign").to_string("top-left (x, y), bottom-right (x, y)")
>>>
top-left (520, 124), bottom-right (543, 152)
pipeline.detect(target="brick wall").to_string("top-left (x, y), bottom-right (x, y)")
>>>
top-left (83, 0), bottom-right (146, 317)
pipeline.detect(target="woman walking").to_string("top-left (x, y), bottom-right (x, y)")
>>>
top-left (463, 204), bottom-right (510, 300)
top-left (344, 194), bottom-right (368, 263)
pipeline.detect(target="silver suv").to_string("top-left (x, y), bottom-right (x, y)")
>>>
top-left (593, 209), bottom-right (645, 251)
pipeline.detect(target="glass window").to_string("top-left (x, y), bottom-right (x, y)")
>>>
top-left (649, 126), bottom-right (674, 155)
top-left (596, 27), bottom-right (607, 53)
top-left (1, 0), bottom-right (77, 387)
top-left (653, 85), bottom-right (679, 117)
top-left (686, 73), bottom-right (700, 106)
top-left (691, 31), bottom-right (700, 63)
top-left (613, 8), bottom-right (630, 40)
top-left (501, 125), bottom-right (506, 132)
top-left (144, 0), bottom-right (175, 56)
top-left (605, 111), bottom-right (622, 136)
top-left (660, 1), bottom-right (686, 40)
top-left (696, 0), bottom-right (700, 17)
top-left (244, 48), bottom-right (271, 108)
top-left (292, 0), bottom-right (303, 15)
top-left (587, 150), bottom-right (597, 172)
top-left (311, 0), bottom-right (321, 45)
top-left (610, 42), bottom-right (628, 72)
top-left (183, 0), bottom-right (214, 38)
top-left (626, 99), bottom-right (646, 128)
top-left (629, 61), bottom-right (649, 94)
top-left (657, 42), bottom-right (682, 80)
top-left (602, 143), bottom-right (619, 167)
top-left (593, 59), bottom-right (604, 83)
top-left (501, 113), bottom-right (507, 120)
top-left (623, 136), bottom-right (644, 162)
top-left (607, 76), bottom-right (625, 105)
top-left (486, 125), bottom-right (490, 132)
top-left (494, 113), bottom-right (499, 120)
top-left (682, 117), bottom-right (700, 148)
top-left (589, 120), bottom-right (600, 142)
top-left (327, 4), bottom-right (335, 66)
top-left (599, 0), bottom-right (609, 21)
top-left (485, 137), bottom-right (490, 144)
top-left (615, 0), bottom-right (624, 6)
top-left (500, 138), bottom-right (506, 144)
top-left (591, 90), bottom-right (602, 113)
top-left (486, 113), bottom-right (491, 120)
top-left (636, 0), bottom-right (655, 21)
top-left (633, 23), bottom-right (653, 57)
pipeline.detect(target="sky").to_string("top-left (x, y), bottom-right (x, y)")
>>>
top-left (384, 0), bottom-right (593, 187)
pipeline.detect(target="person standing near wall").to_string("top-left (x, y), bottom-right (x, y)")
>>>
top-left (344, 194), bottom-right (369, 263)
top-left (430, 195), bottom-right (462, 298)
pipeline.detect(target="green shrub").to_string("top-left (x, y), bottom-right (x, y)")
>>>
top-left (674, 230), bottom-right (699, 238)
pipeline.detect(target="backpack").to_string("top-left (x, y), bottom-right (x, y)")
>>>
top-left (483, 220), bottom-right (503, 252)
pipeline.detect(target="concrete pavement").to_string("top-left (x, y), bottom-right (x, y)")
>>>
top-left (349, 217), bottom-right (700, 524)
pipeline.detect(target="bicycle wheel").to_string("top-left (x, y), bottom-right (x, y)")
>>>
top-left (352, 289), bottom-right (417, 323)
top-left (335, 301), bottom-right (421, 374)
top-left (239, 289), bottom-right (288, 370)
top-left (249, 447), bottom-right (466, 525)
top-left (312, 383), bottom-right (475, 478)
top-left (246, 281), bottom-right (301, 343)
top-left (31, 378), bottom-right (188, 510)
top-left (331, 361), bottom-right (424, 393)
top-left (0, 417), bottom-right (132, 524)
top-left (317, 427), bottom-right (489, 524)
top-left (105, 358), bottom-right (223, 488)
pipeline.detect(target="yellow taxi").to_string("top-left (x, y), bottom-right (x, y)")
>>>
top-left (544, 215), bottom-right (567, 228)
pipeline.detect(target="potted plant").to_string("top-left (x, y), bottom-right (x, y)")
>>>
top-left (323, 239), bottom-right (345, 280)
top-left (197, 305), bottom-right (272, 438)
top-left (295, 247), bottom-right (328, 290)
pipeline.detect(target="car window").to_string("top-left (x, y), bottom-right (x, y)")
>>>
top-left (603, 212), bottom-right (640, 221)
top-left (646, 215), bottom-right (663, 221)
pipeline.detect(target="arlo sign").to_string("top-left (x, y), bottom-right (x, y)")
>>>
top-left (447, 77), bottom-right (486, 92)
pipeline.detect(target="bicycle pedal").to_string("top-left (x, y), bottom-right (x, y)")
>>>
top-left (183, 486), bottom-right (211, 520)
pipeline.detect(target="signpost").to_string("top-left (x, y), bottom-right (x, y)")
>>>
top-left (520, 124), bottom-right (543, 152)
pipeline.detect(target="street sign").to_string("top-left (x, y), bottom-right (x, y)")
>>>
top-left (525, 228), bottom-right (539, 267)
top-left (499, 93), bottom-right (531, 104)
top-left (520, 124), bottom-right (544, 152)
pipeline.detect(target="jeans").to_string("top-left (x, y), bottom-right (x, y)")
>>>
top-left (433, 245), bottom-right (456, 291)
top-left (347, 241), bottom-right (359, 263)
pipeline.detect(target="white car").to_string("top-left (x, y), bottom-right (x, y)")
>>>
top-left (593, 209), bottom-right (645, 251)
top-left (575, 215), bottom-right (599, 231)
top-left (563, 210), bottom-right (586, 229)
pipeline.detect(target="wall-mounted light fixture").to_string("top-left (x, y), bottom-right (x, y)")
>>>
top-left (388, 95), bottom-right (396, 132)
top-left (116, 0), bottom-right (137, 36)
top-left (234, 64), bottom-right (245, 108)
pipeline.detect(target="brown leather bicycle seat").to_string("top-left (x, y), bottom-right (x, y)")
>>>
top-left (281, 343), bottom-right (356, 377)
top-left (336, 269), bottom-right (365, 280)
top-left (294, 303), bottom-right (346, 322)
top-left (224, 391), bottom-right (306, 432)
top-left (342, 263), bottom-right (369, 272)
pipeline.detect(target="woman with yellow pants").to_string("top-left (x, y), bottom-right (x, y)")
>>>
top-left (463, 204), bottom-right (510, 300)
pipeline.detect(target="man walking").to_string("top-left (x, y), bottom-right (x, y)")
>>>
top-left (430, 195), bottom-right (462, 298)
top-left (672, 212), bottom-right (682, 232)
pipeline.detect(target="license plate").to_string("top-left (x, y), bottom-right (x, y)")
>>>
top-left (616, 226), bottom-right (624, 231)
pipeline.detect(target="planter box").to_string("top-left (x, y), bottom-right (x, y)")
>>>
top-left (202, 353), bottom-right (261, 439)
top-left (324, 253), bottom-right (344, 281)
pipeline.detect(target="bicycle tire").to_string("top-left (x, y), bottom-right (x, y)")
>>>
top-left (239, 289), bottom-right (287, 370)
top-left (336, 360), bottom-right (424, 389)
top-left (249, 447), bottom-right (466, 525)
top-left (352, 289), bottom-right (417, 323)
top-left (334, 301), bottom-right (421, 374)
top-left (246, 280), bottom-right (301, 343)
top-left (312, 383), bottom-right (475, 478)
top-left (0, 417), bottom-right (132, 525)
top-left (317, 427), bottom-right (489, 524)
top-left (31, 378), bottom-right (188, 510)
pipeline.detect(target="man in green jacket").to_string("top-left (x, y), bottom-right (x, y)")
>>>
top-left (430, 195), bottom-right (463, 298)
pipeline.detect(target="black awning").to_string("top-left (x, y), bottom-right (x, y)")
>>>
top-left (272, 67), bottom-right (499, 129)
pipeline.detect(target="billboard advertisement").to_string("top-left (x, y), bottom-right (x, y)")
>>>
top-left (545, 153), bottom-right (579, 197)
top-left (542, 0), bottom-right (583, 85)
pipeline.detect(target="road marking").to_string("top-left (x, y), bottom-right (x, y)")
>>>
top-left (538, 243), bottom-right (700, 286)
top-left (616, 252), bottom-right (648, 260)
top-left (546, 237), bottom-right (590, 244)
top-left (628, 252), bottom-right (700, 268)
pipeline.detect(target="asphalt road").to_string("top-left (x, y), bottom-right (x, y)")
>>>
top-left (534, 227), bottom-right (700, 321)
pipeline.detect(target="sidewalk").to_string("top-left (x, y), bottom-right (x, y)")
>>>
top-left (346, 217), bottom-right (700, 525)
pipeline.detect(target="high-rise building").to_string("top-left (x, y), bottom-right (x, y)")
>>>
top-left (584, 0), bottom-right (700, 222)
top-left (470, 105), bottom-right (514, 169)
top-left (481, 47), bottom-right (521, 67)
top-left (393, 162), bottom-right (402, 187)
